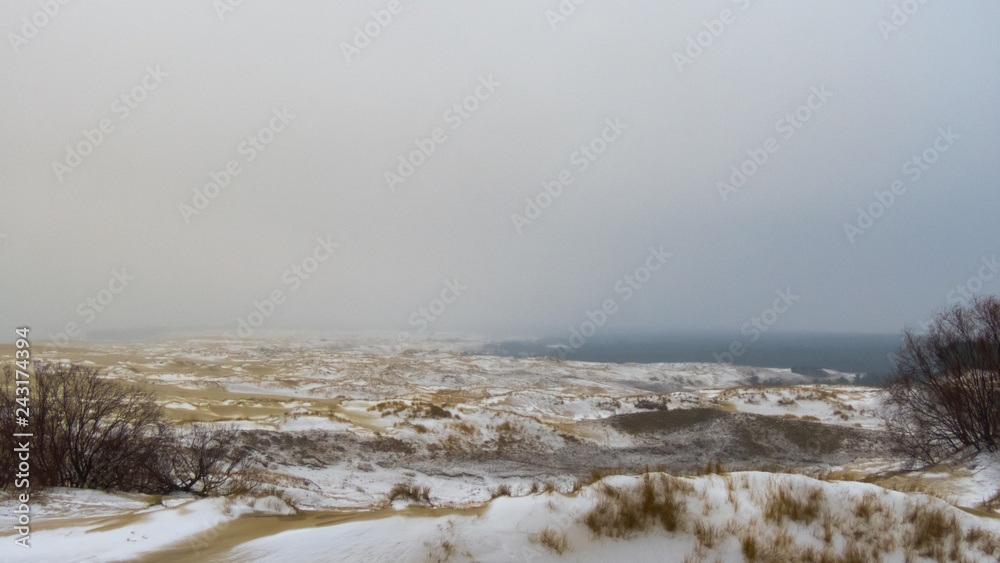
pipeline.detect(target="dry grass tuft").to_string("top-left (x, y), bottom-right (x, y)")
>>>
top-left (853, 491), bottom-right (884, 522)
top-left (837, 541), bottom-right (867, 563)
top-left (489, 483), bottom-right (512, 499)
top-left (702, 459), bottom-right (725, 475)
top-left (763, 485), bottom-right (825, 524)
top-left (450, 421), bottom-right (476, 435)
top-left (693, 520), bottom-right (722, 549)
top-left (904, 501), bottom-right (963, 560)
top-left (966, 526), bottom-right (1000, 557)
top-left (815, 469), bottom-right (863, 482)
top-left (550, 471), bottom-right (996, 561)
top-left (530, 527), bottom-right (569, 555)
top-left (740, 532), bottom-right (759, 561)
top-left (248, 485), bottom-right (301, 511)
top-left (982, 488), bottom-right (1000, 511)
top-left (583, 473), bottom-right (694, 538)
top-left (385, 482), bottom-right (431, 505)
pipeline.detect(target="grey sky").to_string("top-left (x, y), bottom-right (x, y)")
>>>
top-left (2, 0), bottom-right (999, 343)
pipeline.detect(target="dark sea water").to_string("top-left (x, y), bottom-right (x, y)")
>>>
top-left (477, 332), bottom-right (903, 380)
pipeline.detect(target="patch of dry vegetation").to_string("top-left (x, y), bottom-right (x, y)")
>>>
top-left (529, 527), bottom-right (569, 555)
top-left (489, 484), bottom-right (512, 499)
top-left (385, 481), bottom-right (432, 505)
top-left (905, 502), bottom-right (963, 560)
top-left (762, 485), bottom-right (824, 524)
top-left (981, 488), bottom-right (1000, 512)
top-left (367, 400), bottom-right (453, 419)
top-left (450, 421), bottom-right (476, 435)
top-left (583, 473), bottom-right (694, 537)
top-left (853, 491), bottom-right (884, 522)
top-left (966, 526), bottom-right (1000, 558)
top-left (246, 485), bottom-right (300, 511)
top-left (577, 471), bottom-right (1000, 562)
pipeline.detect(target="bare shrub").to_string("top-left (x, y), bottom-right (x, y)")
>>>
top-left (165, 425), bottom-right (253, 496)
top-left (883, 297), bottom-right (1000, 464)
top-left (0, 361), bottom-right (254, 495)
top-left (634, 398), bottom-right (669, 411)
top-left (0, 362), bottom-right (167, 491)
top-left (777, 396), bottom-right (797, 407)
top-left (425, 404), bottom-right (453, 419)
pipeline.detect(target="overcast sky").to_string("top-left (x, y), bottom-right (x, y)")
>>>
top-left (2, 0), bottom-right (999, 343)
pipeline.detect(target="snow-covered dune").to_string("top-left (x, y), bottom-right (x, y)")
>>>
top-left (6, 472), bottom-right (999, 562)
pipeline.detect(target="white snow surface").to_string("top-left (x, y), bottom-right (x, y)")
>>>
top-left (4, 473), bottom-right (999, 562)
